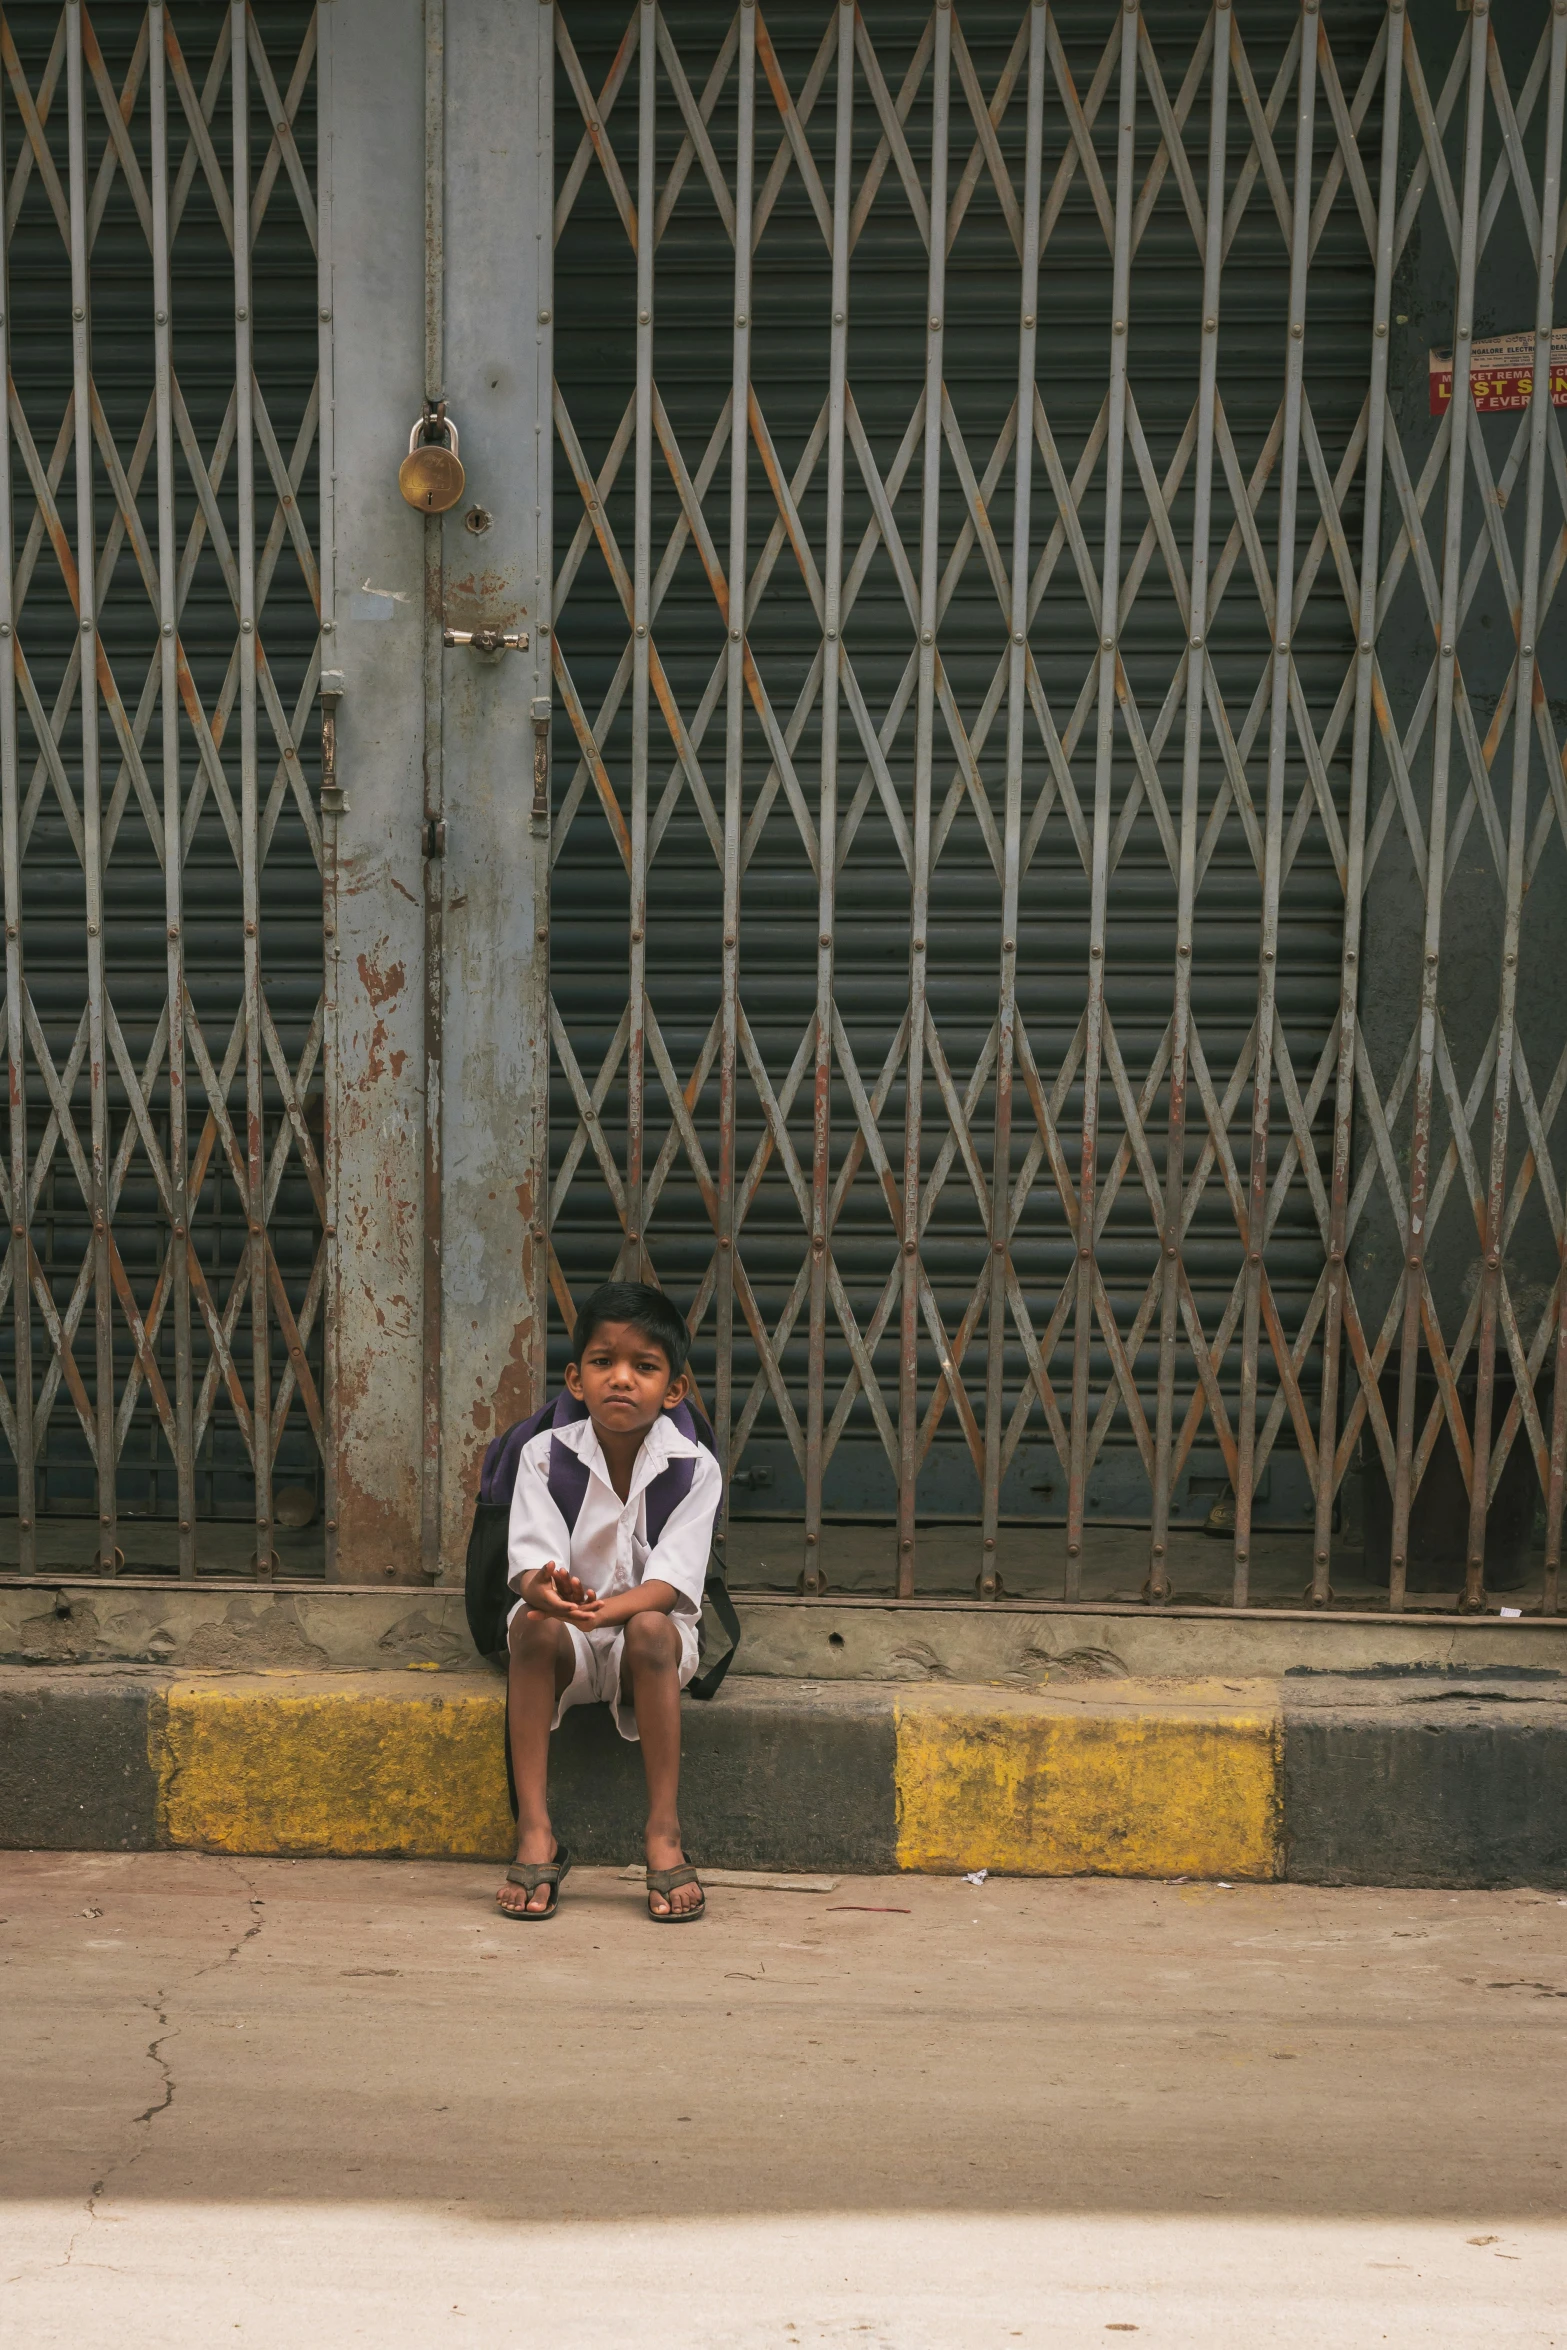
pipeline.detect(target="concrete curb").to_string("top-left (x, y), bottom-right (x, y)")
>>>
top-left (2, 1666), bottom-right (1565, 1885)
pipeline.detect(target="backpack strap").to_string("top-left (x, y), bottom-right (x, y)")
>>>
top-left (546, 1425), bottom-right (591, 1532)
top-left (687, 1566), bottom-right (741, 1700)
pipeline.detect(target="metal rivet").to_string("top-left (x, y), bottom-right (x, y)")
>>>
top-left (1204, 316), bottom-right (1217, 332)
top-left (636, 622), bottom-right (647, 636)
top-left (1190, 634), bottom-right (1202, 650)
top-left (1013, 630), bottom-right (1024, 644)
top-left (237, 307), bottom-right (248, 321)
top-left (163, 621), bottom-right (174, 637)
top-left (735, 313), bottom-right (748, 328)
top-left (1290, 322), bottom-right (1303, 339)
top-left (241, 619), bottom-right (253, 633)
top-left (538, 309), bottom-right (551, 324)
top-left (731, 627), bottom-right (741, 641)
top-left (638, 309), bottom-right (650, 325)
top-left (1375, 321), bottom-right (1387, 337)
top-left (921, 629), bottom-right (932, 644)
top-left (1101, 636), bottom-right (1113, 652)
top-left (930, 317), bottom-right (941, 331)
top-left (72, 305), bottom-right (84, 321)
top-left (1112, 319), bottom-right (1126, 334)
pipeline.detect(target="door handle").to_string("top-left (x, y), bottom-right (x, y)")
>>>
top-left (443, 626), bottom-right (529, 653)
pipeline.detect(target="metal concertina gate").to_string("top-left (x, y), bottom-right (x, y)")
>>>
top-left (0, 4), bottom-right (323, 1580)
top-left (4, 1), bottom-right (1567, 1622)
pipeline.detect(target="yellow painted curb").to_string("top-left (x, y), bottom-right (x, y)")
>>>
top-left (894, 1680), bottom-right (1283, 1879)
top-left (153, 1673), bottom-right (513, 1859)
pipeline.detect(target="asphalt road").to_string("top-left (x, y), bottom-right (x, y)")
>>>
top-left (3, 1851), bottom-right (1565, 2345)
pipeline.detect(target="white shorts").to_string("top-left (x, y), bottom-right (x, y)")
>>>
top-left (507, 1605), bottom-right (700, 1743)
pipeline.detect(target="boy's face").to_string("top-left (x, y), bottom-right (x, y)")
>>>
top-left (565, 1319), bottom-right (687, 1437)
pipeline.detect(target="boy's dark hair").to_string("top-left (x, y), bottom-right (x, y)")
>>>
top-left (570, 1281), bottom-right (690, 1381)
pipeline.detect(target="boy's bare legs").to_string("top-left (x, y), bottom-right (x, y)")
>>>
top-left (499, 1611), bottom-right (576, 1917)
top-left (621, 1613), bottom-right (701, 1916)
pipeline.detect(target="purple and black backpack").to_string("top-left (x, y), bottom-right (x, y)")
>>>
top-left (464, 1390), bottom-right (740, 1698)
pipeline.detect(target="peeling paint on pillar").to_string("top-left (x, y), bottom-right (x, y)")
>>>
top-left (322, 1), bottom-right (429, 1582)
top-left (435, 0), bottom-right (553, 1576)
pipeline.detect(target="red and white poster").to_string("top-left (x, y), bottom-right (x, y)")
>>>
top-left (1429, 327), bottom-right (1567, 415)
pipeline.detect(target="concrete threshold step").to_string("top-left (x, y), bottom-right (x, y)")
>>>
top-left (3, 1665), bottom-right (1566, 1889)
top-left (7, 1579), bottom-right (1567, 1680)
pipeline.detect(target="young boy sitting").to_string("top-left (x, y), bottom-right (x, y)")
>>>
top-left (496, 1281), bottom-right (720, 1923)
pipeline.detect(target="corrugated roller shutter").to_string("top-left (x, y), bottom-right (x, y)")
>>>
top-left (1, 3), bottom-right (322, 1552)
top-left (550, 2), bottom-right (1379, 1555)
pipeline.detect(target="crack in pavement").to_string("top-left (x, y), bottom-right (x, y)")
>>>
top-left (62, 1866), bottom-right (270, 2264)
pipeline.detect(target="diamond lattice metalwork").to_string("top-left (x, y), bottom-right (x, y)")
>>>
top-left (0, 2), bottom-right (323, 1574)
top-left (546, 0), bottom-right (1567, 1616)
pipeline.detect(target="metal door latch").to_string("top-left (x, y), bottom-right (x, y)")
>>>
top-left (443, 625), bottom-right (528, 654)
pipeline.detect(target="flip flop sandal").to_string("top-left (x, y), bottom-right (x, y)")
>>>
top-left (646, 1860), bottom-right (705, 1923)
top-left (498, 1843), bottom-right (572, 1922)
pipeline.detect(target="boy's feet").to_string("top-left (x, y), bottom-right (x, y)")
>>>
top-left (646, 1825), bottom-right (702, 1918)
top-left (498, 1825), bottom-right (563, 1918)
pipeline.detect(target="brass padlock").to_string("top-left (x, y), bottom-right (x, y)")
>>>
top-left (398, 411), bottom-right (466, 513)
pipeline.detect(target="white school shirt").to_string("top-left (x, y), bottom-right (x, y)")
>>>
top-left (505, 1411), bottom-right (720, 1622)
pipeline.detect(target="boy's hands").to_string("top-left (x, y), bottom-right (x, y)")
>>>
top-left (521, 1569), bottom-right (681, 1634)
top-left (521, 1562), bottom-right (599, 1623)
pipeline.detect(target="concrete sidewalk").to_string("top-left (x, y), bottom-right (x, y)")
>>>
top-left (5, 1662), bottom-right (1567, 1884)
top-left (4, 1852), bottom-right (1566, 2346)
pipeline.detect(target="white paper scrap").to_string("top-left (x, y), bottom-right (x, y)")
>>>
top-left (963, 1869), bottom-right (989, 1886)
top-left (1500, 1607), bottom-right (1523, 1619)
